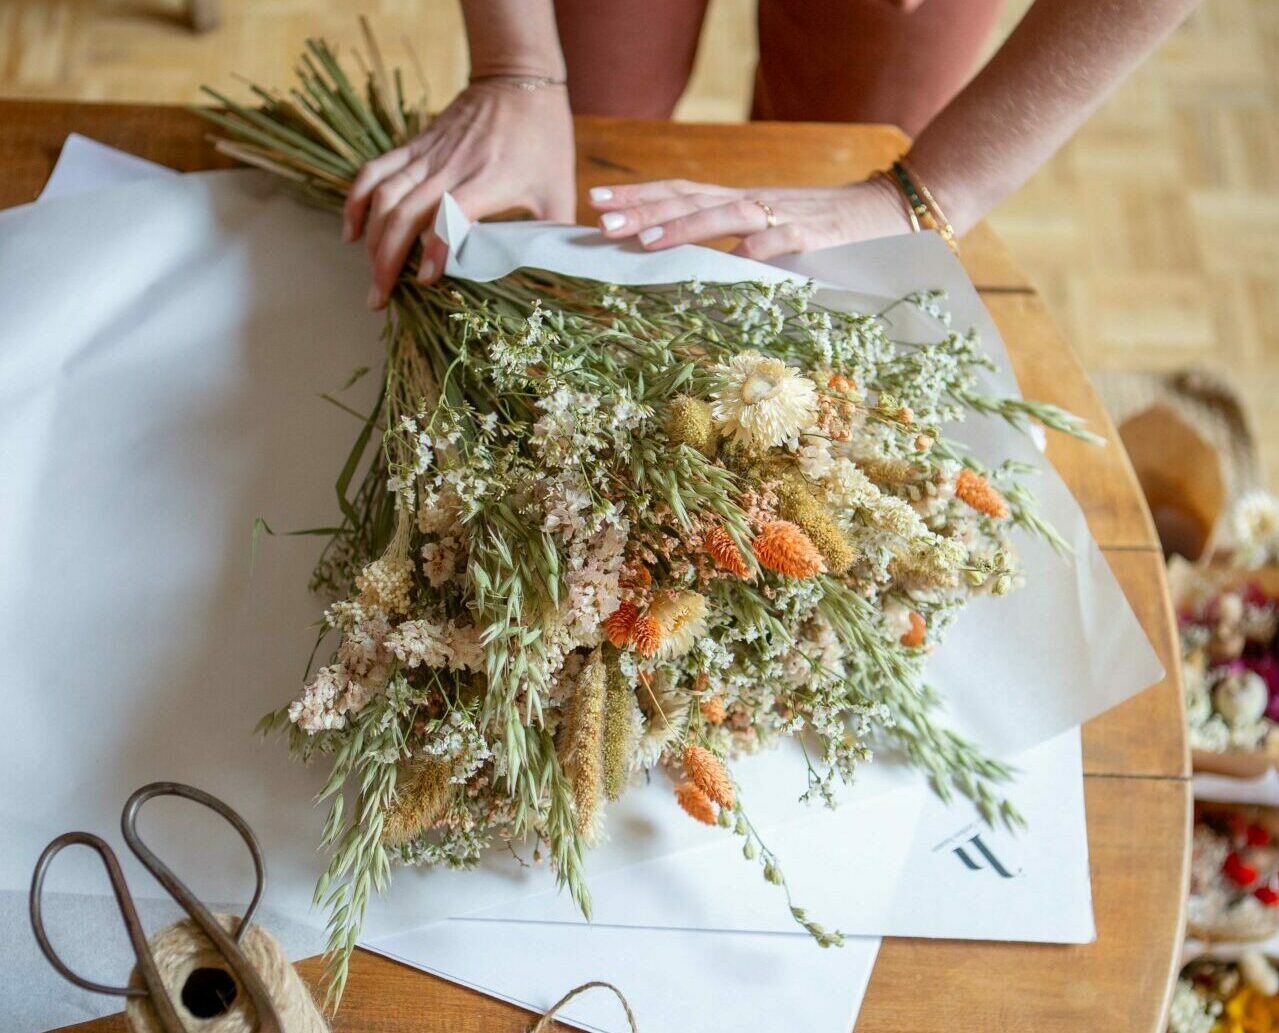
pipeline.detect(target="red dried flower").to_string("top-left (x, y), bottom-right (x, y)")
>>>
top-left (1223, 851), bottom-right (1259, 887)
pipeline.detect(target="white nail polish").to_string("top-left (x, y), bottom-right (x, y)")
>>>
top-left (638, 226), bottom-right (664, 246)
top-left (590, 187), bottom-right (614, 203)
top-left (601, 212), bottom-right (626, 232)
top-left (419, 258), bottom-right (437, 282)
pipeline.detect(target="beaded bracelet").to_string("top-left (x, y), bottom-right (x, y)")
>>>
top-left (891, 159), bottom-right (959, 254)
top-left (873, 170), bottom-right (921, 233)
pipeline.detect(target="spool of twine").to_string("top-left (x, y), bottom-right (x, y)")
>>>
top-left (122, 913), bottom-right (636, 1033)
top-left (124, 914), bottom-right (327, 1033)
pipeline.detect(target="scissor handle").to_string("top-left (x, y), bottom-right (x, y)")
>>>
top-left (122, 782), bottom-right (282, 1033)
top-left (121, 782), bottom-right (265, 940)
top-left (29, 831), bottom-right (188, 1032)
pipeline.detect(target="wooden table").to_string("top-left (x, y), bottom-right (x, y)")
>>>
top-left (0, 101), bottom-right (1190, 1033)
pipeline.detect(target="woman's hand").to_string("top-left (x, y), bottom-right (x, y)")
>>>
top-left (588, 176), bottom-right (916, 260)
top-left (344, 82), bottom-right (576, 307)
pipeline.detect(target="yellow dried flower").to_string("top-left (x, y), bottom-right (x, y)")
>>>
top-left (381, 759), bottom-right (453, 847)
top-left (856, 455), bottom-right (919, 489)
top-left (955, 468), bottom-right (1010, 520)
top-left (705, 524), bottom-right (752, 579)
top-left (674, 781), bottom-right (718, 825)
top-left (559, 648), bottom-right (607, 836)
top-left (355, 556), bottom-right (414, 615)
top-left (776, 481), bottom-right (856, 574)
top-left (664, 395), bottom-right (716, 456)
top-left (890, 537), bottom-right (966, 588)
top-left (647, 591), bottom-right (709, 659)
top-left (602, 658), bottom-right (640, 801)
top-left (684, 744), bottom-right (735, 808)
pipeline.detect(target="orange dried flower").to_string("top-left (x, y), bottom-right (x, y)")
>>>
top-left (604, 601), bottom-right (639, 648)
top-left (898, 406), bottom-right (915, 424)
top-left (901, 611), bottom-right (927, 648)
top-left (684, 744), bottom-right (735, 808)
top-left (700, 694), bottom-right (727, 725)
top-left (631, 614), bottom-right (662, 657)
top-left (828, 373), bottom-right (856, 393)
top-left (705, 525), bottom-right (751, 579)
top-left (620, 565), bottom-right (652, 590)
top-left (751, 520), bottom-right (826, 579)
top-left (674, 781), bottom-right (717, 825)
top-left (955, 468), bottom-right (1010, 520)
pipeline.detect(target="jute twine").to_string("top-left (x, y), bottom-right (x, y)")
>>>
top-left (526, 980), bottom-right (639, 1033)
top-left (123, 914), bottom-right (638, 1033)
top-left (125, 914), bottom-right (325, 1033)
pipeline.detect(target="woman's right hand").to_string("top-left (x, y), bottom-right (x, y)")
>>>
top-left (343, 80), bottom-right (576, 308)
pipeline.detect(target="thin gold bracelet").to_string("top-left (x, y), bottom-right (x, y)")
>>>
top-left (873, 170), bottom-right (921, 233)
top-left (892, 159), bottom-right (959, 254)
top-left (469, 73), bottom-right (567, 92)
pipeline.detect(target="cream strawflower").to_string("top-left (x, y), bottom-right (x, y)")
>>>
top-left (647, 590), bottom-right (709, 658)
top-left (710, 351), bottom-right (817, 449)
top-left (1231, 491), bottom-right (1279, 553)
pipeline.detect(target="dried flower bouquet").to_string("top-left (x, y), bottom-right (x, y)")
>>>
top-left (200, 24), bottom-right (1097, 1001)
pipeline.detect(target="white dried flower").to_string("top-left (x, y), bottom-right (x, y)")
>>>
top-left (1231, 491), bottom-right (1279, 561)
top-left (1167, 980), bottom-right (1218, 1033)
top-left (385, 618), bottom-right (451, 669)
top-left (710, 351), bottom-right (817, 449)
top-left (647, 591), bottom-right (709, 659)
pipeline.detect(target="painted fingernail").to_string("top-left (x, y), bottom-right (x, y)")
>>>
top-left (601, 212), bottom-right (626, 232)
top-left (418, 258), bottom-right (437, 282)
top-left (590, 187), bottom-right (614, 203)
top-left (367, 285), bottom-right (381, 309)
top-left (638, 226), bottom-right (664, 246)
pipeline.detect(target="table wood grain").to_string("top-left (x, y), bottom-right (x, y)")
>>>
top-left (0, 101), bottom-right (1188, 1033)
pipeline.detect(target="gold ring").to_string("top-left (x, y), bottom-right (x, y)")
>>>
top-left (754, 199), bottom-right (778, 229)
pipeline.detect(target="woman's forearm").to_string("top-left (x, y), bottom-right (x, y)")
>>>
top-left (906, 0), bottom-right (1199, 233)
top-left (462, 0), bottom-right (566, 79)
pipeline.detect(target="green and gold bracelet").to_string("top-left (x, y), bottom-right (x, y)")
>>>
top-left (891, 159), bottom-right (959, 254)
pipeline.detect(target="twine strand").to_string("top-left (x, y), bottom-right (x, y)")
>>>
top-left (527, 980), bottom-right (639, 1033)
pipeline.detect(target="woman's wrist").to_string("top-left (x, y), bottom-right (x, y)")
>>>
top-left (898, 147), bottom-right (981, 237)
top-left (463, 1), bottom-right (566, 82)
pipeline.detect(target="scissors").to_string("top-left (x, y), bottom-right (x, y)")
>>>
top-left (29, 781), bottom-right (283, 1033)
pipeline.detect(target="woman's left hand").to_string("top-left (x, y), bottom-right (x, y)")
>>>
top-left (588, 175), bottom-right (916, 260)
